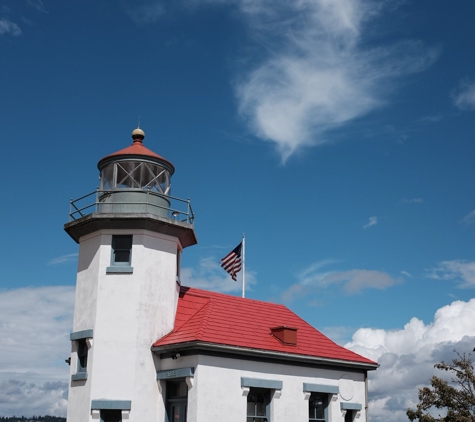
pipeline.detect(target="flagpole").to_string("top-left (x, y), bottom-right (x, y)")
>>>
top-left (242, 234), bottom-right (246, 298)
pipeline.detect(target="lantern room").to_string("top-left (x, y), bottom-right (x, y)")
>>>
top-left (65, 128), bottom-right (197, 248)
top-left (96, 128), bottom-right (175, 217)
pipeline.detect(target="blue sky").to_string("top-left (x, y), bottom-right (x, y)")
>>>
top-left (1, 0), bottom-right (475, 420)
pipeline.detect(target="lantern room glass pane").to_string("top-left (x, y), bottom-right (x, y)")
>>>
top-left (100, 161), bottom-right (171, 192)
top-left (101, 164), bottom-right (114, 190)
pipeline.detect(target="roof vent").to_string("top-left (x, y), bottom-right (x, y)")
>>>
top-left (271, 326), bottom-right (297, 346)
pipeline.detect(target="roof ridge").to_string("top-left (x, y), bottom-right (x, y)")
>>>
top-left (182, 286), bottom-right (288, 307)
top-left (196, 300), bottom-right (213, 339)
top-left (173, 297), bottom-right (210, 332)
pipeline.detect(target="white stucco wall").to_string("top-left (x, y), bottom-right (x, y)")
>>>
top-left (67, 229), bottom-right (181, 422)
top-left (66, 227), bottom-right (370, 422)
top-left (158, 354), bottom-right (368, 422)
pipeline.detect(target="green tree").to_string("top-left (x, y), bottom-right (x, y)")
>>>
top-left (407, 352), bottom-right (475, 422)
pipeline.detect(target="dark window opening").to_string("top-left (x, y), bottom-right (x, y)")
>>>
top-left (247, 388), bottom-right (270, 422)
top-left (101, 409), bottom-right (121, 422)
top-left (309, 393), bottom-right (328, 422)
top-left (77, 339), bottom-right (88, 373)
top-left (112, 235), bottom-right (132, 266)
top-left (345, 409), bottom-right (355, 422)
top-left (166, 380), bottom-right (188, 422)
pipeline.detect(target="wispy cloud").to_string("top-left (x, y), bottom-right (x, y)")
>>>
top-left (233, 0), bottom-right (438, 161)
top-left (125, 0), bottom-right (437, 161)
top-left (426, 260), bottom-right (475, 288)
top-left (47, 253), bottom-right (78, 265)
top-left (181, 256), bottom-right (256, 293)
top-left (127, 1), bottom-right (165, 25)
top-left (27, 0), bottom-right (48, 13)
top-left (452, 79), bottom-right (475, 110)
top-left (400, 198), bottom-right (424, 204)
top-left (282, 260), bottom-right (402, 301)
top-left (460, 209), bottom-right (475, 226)
top-left (363, 216), bottom-right (378, 229)
top-left (416, 114), bottom-right (442, 124)
top-left (0, 17), bottom-right (21, 36)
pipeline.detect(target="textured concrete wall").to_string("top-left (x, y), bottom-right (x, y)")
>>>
top-left (67, 229), bottom-right (181, 422)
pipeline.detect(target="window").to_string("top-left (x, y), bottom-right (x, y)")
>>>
top-left (247, 388), bottom-right (270, 422)
top-left (107, 235), bottom-right (133, 273)
top-left (91, 400), bottom-right (130, 422)
top-left (309, 393), bottom-right (328, 422)
top-left (166, 380), bottom-right (188, 422)
top-left (101, 410), bottom-right (121, 422)
top-left (340, 403), bottom-right (361, 421)
top-left (70, 329), bottom-right (93, 381)
top-left (112, 235), bottom-right (132, 266)
top-left (77, 339), bottom-right (88, 373)
top-left (345, 410), bottom-right (355, 422)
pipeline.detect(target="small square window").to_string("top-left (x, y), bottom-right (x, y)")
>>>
top-left (112, 235), bottom-right (132, 266)
top-left (107, 235), bottom-right (133, 273)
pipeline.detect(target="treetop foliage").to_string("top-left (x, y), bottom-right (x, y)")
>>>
top-left (407, 351), bottom-right (475, 422)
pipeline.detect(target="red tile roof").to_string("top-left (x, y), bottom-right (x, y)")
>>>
top-left (97, 138), bottom-right (174, 173)
top-left (153, 287), bottom-right (377, 367)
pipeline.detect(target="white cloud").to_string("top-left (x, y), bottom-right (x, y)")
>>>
top-left (233, 0), bottom-right (438, 161)
top-left (181, 256), bottom-right (256, 293)
top-left (452, 79), bottom-right (475, 110)
top-left (426, 260), bottom-right (475, 288)
top-left (282, 260), bottom-right (401, 300)
top-left (0, 380), bottom-right (68, 417)
top-left (364, 216), bottom-right (378, 229)
top-left (461, 209), bottom-right (475, 226)
top-left (346, 299), bottom-right (475, 422)
top-left (0, 286), bottom-right (74, 416)
top-left (125, 0), bottom-right (437, 161)
top-left (48, 253), bottom-right (78, 265)
top-left (0, 17), bottom-right (21, 36)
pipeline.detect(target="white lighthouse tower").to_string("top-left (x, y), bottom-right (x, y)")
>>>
top-left (64, 128), bottom-right (197, 422)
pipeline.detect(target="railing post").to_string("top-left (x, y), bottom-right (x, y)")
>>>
top-left (69, 198), bottom-right (73, 221)
top-left (95, 187), bottom-right (99, 214)
top-left (187, 198), bottom-right (190, 223)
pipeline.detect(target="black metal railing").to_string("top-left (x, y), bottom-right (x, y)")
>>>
top-left (69, 189), bottom-right (194, 224)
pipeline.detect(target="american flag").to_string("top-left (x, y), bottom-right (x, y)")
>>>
top-left (220, 242), bottom-right (242, 281)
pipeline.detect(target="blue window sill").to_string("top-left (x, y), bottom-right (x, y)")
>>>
top-left (106, 266), bottom-right (133, 274)
top-left (72, 372), bottom-right (88, 381)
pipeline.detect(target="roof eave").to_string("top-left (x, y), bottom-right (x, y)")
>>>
top-left (151, 341), bottom-right (379, 371)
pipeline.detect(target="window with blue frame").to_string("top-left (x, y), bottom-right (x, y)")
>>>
top-left (111, 235), bottom-right (132, 266)
top-left (247, 388), bottom-right (270, 422)
top-left (309, 393), bottom-right (328, 422)
top-left (70, 330), bottom-right (92, 381)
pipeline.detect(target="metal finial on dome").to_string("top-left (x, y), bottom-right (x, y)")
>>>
top-left (132, 128), bottom-right (145, 142)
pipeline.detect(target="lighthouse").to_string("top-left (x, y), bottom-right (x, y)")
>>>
top-left (64, 128), bottom-right (197, 422)
top-left (64, 127), bottom-right (378, 422)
